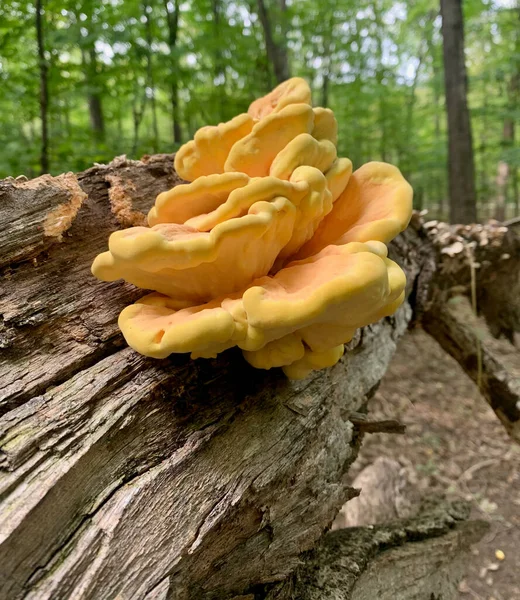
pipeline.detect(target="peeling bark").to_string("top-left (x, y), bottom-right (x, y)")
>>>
top-left (0, 172), bottom-right (87, 267)
top-left (106, 173), bottom-right (147, 227)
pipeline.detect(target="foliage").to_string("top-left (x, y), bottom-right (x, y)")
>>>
top-left (0, 0), bottom-right (518, 218)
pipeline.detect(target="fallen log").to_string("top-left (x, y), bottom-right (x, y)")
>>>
top-left (423, 297), bottom-right (520, 442)
top-left (0, 154), bottom-right (517, 598)
top-left (262, 502), bottom-right (488, 600)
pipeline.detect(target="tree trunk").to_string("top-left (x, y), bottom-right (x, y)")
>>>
top-left (210, 0), bottom-right (225, 121)
top-left (36, 0), bottom-right (49, 174)
top-left (256, 0), bottom-right (291, 84)
top-left (321, 73), bottom-right (329, 108)
top-left (402, 43), bottom-right (426, 183)
top-left (425, 14), bottom-right (445, 219)
top-left (164, 0), bottom-right (182, 144)
top-left (0, 156), bottom-right (518, 598)
top-left (77, 4), bottom-right (106, 143)
top-left (131, 83), bottom-right (146, 156)
top-left (440, 0), bottom-right (478, 224)
top-left (514, 164), bottom-right (519, 217)
top-left (494, 159), bottom-right (509, 222)
top-left (510, 2), bottom-right (520, 217)
top-left (87, 48), bottom-right (105, 140)
top-left (88, 94), bottom-right (105, 138)
top-left (144, 0), bottom-right (159, 152)
top-left (171, 81), bottom-right (182, 144)
top-left (501, 16), bottom-right (519, 219)
top-left (494, 57), bottom-right (517, 221)
top-left (478, 85), bottom-right (489, 218)
top-left (373, 1), bottom-right (388, 163)
top-left (319, 11), bottom-right (334, 109)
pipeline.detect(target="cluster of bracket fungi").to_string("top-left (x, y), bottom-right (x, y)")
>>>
top-left (92, 78), bottom-right (413, 379)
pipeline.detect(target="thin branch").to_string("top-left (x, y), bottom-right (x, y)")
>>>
top-left (349, 413), bottom-right (406, 434)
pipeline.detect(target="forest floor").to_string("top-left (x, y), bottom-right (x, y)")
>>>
top-left (353, 328), bottom-right (520, 600)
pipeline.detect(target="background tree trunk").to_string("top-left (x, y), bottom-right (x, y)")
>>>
top-left (256, 0), bottom-right (291, 84)
top-left (0, 156), bottom-right (518, 598)
top-left (440, 0), bottom-right (478, 224)
top-left (495, 158), bottom-right (509, 222)
top-left (374, 1), bottom-right (388, 163)
top-left (84, 47), bottom-right (106, 140)
top-left (77, 5), bottom-right (106, 142)
top-left (510, 2), bottom-right (520, 216)
top-left (36, 0), bottom-right (49, 174)
top-left (164, 0), bottom-right (182, 144)
top-left (143, 0), bottom-right (159, 152)
top-left (211, 0), bottom-right (225, 121)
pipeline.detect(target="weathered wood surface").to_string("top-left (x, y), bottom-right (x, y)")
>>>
top-left (264, 502), bottom-right (488, 600)
top-left (0, 154), bottom-right (517, 599)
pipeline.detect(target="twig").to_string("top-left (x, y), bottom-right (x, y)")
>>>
top-left (349, 413), bottom-right (406, 434)
top-left (457, 458), bottom-right (500, 483)
top-left (464, 583), bottom-right (485, 600)
top-left (503, 215), bottom-right (520, 227)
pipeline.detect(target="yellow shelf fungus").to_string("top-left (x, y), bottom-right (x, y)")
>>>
top-left (248, 77), bottom-right (312, 119)
top-left (116, 242), bottom-right (406, 379)
top-left (92, 78), bottom-right (413, 379)
top-left (174, 113), bottom-right (255, 181)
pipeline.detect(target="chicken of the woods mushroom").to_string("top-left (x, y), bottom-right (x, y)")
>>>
top-left (92, 77), bottom-right (413, 379)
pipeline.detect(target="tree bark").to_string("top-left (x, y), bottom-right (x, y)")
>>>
top-left (0, 156), bottom-right (518, 598)
top-left (36, 0), bottom-right (49, 174)
top-left (440, 0), bottom-right (478, 224)
top-left (256, 0), bottom-right (291, 84)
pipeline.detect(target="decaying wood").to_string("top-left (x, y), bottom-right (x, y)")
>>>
top-left (417, 217), bottom-right (520, 440)
top-left (421, 217), bottom-right (520, 342)
top-left (264, 502), bottom-right (488, 600)
top-left (0, 154), bottom-right (517, 599)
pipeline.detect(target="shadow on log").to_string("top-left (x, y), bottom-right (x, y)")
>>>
top-left (0, 154), bottom-right (517, 598)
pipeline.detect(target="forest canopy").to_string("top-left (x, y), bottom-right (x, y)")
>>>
top-left (0, 0), bottom-right (518, 220)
